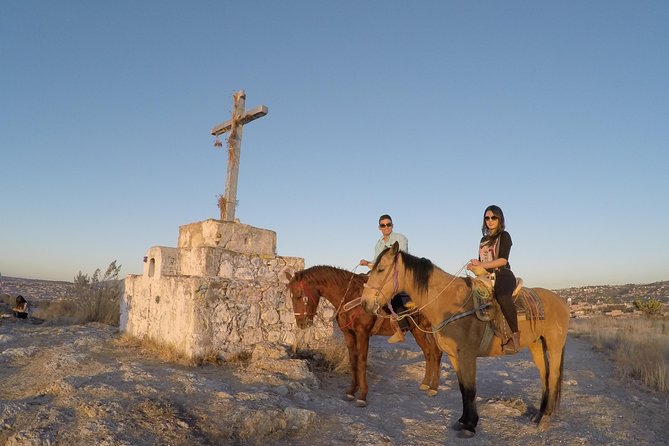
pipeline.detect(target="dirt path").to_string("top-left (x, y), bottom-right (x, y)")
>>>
top-left (0, 313), bottom-right (667, 445)
top-left (282, 334), bottom-right (668, 446)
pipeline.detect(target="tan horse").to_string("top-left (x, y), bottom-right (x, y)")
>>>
top-left (360, 242), bottom-right (570, 438)
top-left (286, 265), bottom-right (442, 407)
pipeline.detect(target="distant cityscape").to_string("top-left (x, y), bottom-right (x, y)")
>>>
top-left (555, 281), bottom-right (669, 304)
top-left (1, 274), bottom-right (667, 305)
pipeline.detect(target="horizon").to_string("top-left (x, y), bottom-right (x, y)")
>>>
top-left (1, 1), bottom-right (667, 289)
top-left (1, 272), bottom-right (667, 293)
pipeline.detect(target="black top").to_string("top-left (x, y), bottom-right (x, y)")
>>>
top-left (479, 231), bottom-right (512, 271)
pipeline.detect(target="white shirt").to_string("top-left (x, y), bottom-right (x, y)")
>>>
top-left (374, 232), bottom-right (408, 259)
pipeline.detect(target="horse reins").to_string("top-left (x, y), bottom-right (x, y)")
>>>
top-left (293, 265), bottom-right (363, 327)
top-left (364, 253), bottom-right (489, 334)
top-left (325, 267), bottom-right (369, 330)
top-left (332, 266), bottom-right (360, 318)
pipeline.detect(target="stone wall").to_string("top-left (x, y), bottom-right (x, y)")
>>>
top-left (121, 220), bottom-right (334, 360)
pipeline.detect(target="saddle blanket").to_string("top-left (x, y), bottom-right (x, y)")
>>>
top-left (514, 287), bottom-right (545, 321)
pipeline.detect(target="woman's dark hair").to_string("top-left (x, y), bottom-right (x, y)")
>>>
top-left (481, 204), bottom-right (506, 241)
top-left (16, 295), bottom-right (26, 305)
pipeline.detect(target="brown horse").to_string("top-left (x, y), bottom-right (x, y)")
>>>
top-left (285, 265), bottom-right (443, 407)
top-left (360, 243), bottom-right (570, 437)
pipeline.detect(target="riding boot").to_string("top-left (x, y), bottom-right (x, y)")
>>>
top-left (502, 331), bottom-right (520, 354)
top-left (496, 289), bottom-right (520, 354)
top-left (388, 319), bottom-right (405, 344)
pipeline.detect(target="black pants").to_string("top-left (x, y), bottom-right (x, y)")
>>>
top-left (494, 269), bottom-right (518, 333)
top-left (391, 292), bottom-right (411, 330)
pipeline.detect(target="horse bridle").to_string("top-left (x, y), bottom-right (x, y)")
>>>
top-left (366, 255), bottom-right (490, 333)
top-left (363, 252), bottom-right (400, 315)
top-left (293, 281), bottom-right (319, 319)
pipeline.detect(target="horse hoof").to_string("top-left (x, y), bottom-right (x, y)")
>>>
top-left (427, 389), bottom-right (438, 397)
top-left (451, 421), bottom-right (466, 431)
top-left (456, 429), bottom-right (476, 439)
top-left (355, 399), bottom-right (367, 407)
top-left (345, 393), bottom-right (355, 401)
top-left (419, 384), bottom-right (430, 391)
top-left (538, 416), bottom-right (551, 431)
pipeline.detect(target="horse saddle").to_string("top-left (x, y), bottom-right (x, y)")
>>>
top-left (472, 277), bottom-right (545, 353)
top-left (472, 276), bottom-right (544, 318)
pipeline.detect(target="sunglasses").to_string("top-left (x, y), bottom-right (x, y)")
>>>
top-left (485, 216), bottom-right (499, 221)
top-left (379, 223), bottom-right (393, 228)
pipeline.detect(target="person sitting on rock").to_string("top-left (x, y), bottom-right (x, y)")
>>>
top-left (12, 295), bottom-right (28, 319)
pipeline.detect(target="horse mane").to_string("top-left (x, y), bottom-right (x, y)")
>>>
top-left (398, 251), bottom-right (434, 294)
top-left (375, 248), bottom-right (434, 294)
top-left (375, 248), bottom-right (471, 294)
top-left (292, 265), bottom-right (365, 291)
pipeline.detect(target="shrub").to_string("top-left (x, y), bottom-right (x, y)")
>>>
top-left (0, 293), bottom-right (12, 306)
top-left (34, 261), bottom-right (122, 326)
top-left (633, 299), bottom-right (664, 316)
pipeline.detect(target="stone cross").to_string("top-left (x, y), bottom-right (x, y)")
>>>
top-left (210, 90), bottom-right (268, 221)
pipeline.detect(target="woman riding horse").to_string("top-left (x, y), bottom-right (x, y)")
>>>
top-left (360, 242), bottom-right (569, 437)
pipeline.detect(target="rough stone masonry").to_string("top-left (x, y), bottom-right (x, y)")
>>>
top-left (122, 219), bottom-right (334, 360)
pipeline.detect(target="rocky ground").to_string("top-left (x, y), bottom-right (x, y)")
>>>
top-left (1, 300), bottom-right (667, 446)
top-left (0, 277), bottom-right (74, 302)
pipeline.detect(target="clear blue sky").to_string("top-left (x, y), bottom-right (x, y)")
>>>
top-left (1, 1), bottom-right (667, 289)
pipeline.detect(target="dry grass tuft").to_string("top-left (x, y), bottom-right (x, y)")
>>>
top-left (1, 293), bottom-right (12, 305)
top-left (114, 335), bottom-right (257, 367)
top-left (114, 334), bottom-right (200, 366)
top-left (570, 316), bottom-right (669, 394)
top-left (35, 294), bottom-right (120, 326)
top-left (222, 350), bottom-right (252, 364)
top-left (291, 338), bottom-right (350, 374)
top-left (31, 261), bottom-right (122, 326)
top-left (121, 334), bottom-right (198, 366)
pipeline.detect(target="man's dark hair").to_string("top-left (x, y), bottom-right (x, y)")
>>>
top-left (378, 214), bottom-right (393, 223)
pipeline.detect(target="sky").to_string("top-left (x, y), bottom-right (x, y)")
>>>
top-left (1, 1), bottom-right (667, 289)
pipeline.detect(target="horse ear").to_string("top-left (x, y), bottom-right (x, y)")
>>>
top-left (281, 270), bottom-right (294, 284)
top-left (391, 241), bottom-right (400, 254)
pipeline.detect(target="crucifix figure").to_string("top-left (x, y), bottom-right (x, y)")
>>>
top-left (210, 90), bottom-right (268, 221)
